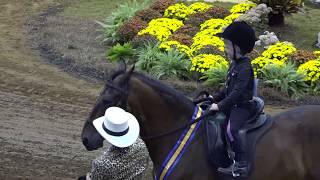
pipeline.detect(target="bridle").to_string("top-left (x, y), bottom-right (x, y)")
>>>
top-left (105, 80), bottom-right (129, 111)
top-left (104, 77), bottom-right (212, 141)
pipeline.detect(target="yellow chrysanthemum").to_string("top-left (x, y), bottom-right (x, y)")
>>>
top-left (159, 40), bottom-right (193, 57)
top-left (297, 60), bottom-right (320, 83)
top-left (224, 13), bottom-right (242, 24)
top-left (189, 2), bottom-right (212, 13)
top-left (164, 2), bottom-right (212, 20)
top-left (251, 42), bottom-right (295, 77)
top-left (164, 3), bottom-right (193, 20)
top-left (138, 18), bottom-right (184, 41)
top-left (261, 42), bottom-right (296, 60)
top-left (192, 34), bottom-right (225, 53)
top-left (191, 54), bottom-right (228, 73)
top-left (200, 18), bottom-right (230, 31)
top-left (230, 2), bottom-right (256, 14)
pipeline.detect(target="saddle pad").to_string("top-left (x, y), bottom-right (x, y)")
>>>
top-left (244, 114), bottom-right (274, 176)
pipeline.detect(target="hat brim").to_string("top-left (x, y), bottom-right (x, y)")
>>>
top-left (216, 32), bottom-right (224, 38)
top-left (93, 113), bottom-right (140, 148)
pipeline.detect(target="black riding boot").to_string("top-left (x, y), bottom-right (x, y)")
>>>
top-left (218, 140), bottom-right (248, 177)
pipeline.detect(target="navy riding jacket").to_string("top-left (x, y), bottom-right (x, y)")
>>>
top-left (213, 57), bottom-right (254, 112)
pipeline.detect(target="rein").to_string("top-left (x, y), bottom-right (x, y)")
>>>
top-left (140, 111), bottom-right (211, 141)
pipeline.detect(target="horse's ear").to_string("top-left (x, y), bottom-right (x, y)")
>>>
top-left (128, 64), bottom-right (135, 75)
top-left (122, 64), bottom-right (135, 83)
top-left (120, 58), bottom-right (127, 72)
top-left (109, 59), bottom-right (127, 81)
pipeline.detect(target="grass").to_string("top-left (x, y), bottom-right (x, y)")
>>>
top-left (269, 3), bottom-right (320, 51)
top-left (63, 0), bottom-right (236, 18)
top-left (63, 0), bottom-right (145, 18)
top-left (211, 1), bottom-right (237, 9)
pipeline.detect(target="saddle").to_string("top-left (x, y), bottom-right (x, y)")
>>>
top-left (200, 97), bottom-right (274, 177)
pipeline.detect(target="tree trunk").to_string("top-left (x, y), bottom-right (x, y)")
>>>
top-left (268, 12), bottom-right (285, 27)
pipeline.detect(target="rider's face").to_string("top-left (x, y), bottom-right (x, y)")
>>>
top-left (223, 39), bottom-right (234, 60)
top-left (223, 39), bottom-right (242, 61)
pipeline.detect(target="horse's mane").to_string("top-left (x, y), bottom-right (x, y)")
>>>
top-left (108, 66), bottom-right (194, 108)
top-left (132, 72), bottom-right (194, 108)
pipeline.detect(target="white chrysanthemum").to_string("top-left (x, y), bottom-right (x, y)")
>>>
top-left (256, 31), bottom-right (280, 49)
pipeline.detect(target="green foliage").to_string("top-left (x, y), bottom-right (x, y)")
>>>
top-left (107, 43), bottom-right (135, 62)
top-left (261, 62), bottom-right (308, 98)
top-left (202, 63), bottom-right (228, 88)
top-left (63, 0), bottom-right (131, 18)
top-left (135, 42), bottom-right (162, 72)
top-left (136, 43), bottom-right (191, 79)
top-left (251, 0), bottom-right (303, 14)
top-left (312, 83), bottom-right (320, 95)
top-left (97, 0), bottom-right (151, 44)
top-left (150, 50), bottom-right (191, 79)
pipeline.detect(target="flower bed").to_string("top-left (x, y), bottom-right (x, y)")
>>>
top-left (102, 0), bottom-right (320, 97)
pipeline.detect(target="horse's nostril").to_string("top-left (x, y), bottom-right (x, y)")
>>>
top-left (82, 137), bottom-right (88, 146)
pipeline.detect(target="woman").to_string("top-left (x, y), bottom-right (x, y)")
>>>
top-left (209, 21), bottom-right (257, 176)
top-left (79, 107), bottom-right (149, 180)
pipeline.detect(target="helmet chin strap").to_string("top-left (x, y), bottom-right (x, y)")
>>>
top-left (232, 42), bottom-right (243, 61)
top-left (232, 42), bottom-right (237, 61)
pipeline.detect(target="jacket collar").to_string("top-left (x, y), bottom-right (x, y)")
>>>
top-left (233, 56), bottom-right (249, 65)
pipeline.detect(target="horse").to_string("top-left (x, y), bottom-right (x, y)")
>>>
top-left (81, 64), bottom-right (320, 180)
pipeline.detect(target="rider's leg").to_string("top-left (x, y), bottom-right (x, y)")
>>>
top-left (219, 107), bottom-right (251, 175)
top-left (228, 107), bottom-right (250, 162)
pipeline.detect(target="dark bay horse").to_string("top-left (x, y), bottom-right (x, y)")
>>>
top-left (81, 64), bottom-right (320, 180)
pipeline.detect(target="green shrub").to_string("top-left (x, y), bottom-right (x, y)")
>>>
top-left (107, 43), bottom-right (135, 62)
top-left (135, 42), bottom-right (162, 72)
top-left (135, 8), bottom-right (163, 22)
top-left (184, 12), bottom-right (212, 27)
top-left (261, 62), bottom-right (308, 98)
top-left (150, 0), bottom-right (174, 14)
top-left (150, 50), bottom-right (191, 79)
top-left (202, 63), bottom-right (228, 88)
top-left (174, 24), bottom-right (200, 37)
top-left (192, 45), bottom-right (225, 57)
top-left (131, 34), bottom-right (159, 49)
top-left (168, 33), bottom-right (193, 46)
top-left (117, 17), bottom-right (147, 43)
top-left (205, 6), bottom-right (230, 19)
top-left (97, 0), bottom-right (151, 44)
top-left (289, 49), bottom-right (317, 66)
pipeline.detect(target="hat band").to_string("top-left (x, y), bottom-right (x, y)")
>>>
top-left (102, 123), bottom-right (129, 137)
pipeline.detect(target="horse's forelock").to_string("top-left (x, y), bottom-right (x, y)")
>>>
top-left (109, 61), bottom-right (127, 81)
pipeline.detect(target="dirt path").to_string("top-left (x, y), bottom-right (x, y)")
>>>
top-left (0, 0), bottom-right (105, 179)
top-left (0, 0), bottom-right (294, 179)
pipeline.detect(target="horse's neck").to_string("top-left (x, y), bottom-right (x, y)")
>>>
top-left (128, 77), bottom-right (195, 170)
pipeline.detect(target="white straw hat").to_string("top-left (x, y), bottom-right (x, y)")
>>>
top-left (93, 107), bottom-right (140, 147)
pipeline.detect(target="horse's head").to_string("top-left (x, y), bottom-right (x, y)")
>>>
top-left (81, 62), bottom-right (135, 151)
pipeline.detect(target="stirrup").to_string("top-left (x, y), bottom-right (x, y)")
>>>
top-left (231, 159), bottom-right (241, 177)
top-left (219, 159), bottom-right (240, 177)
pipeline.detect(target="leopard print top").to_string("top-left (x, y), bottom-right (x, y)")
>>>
top-left (89, 138), bottom-right (149, 180)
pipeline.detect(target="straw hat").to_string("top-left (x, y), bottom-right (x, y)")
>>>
top-left (93, 107), bottom-right (140, 147)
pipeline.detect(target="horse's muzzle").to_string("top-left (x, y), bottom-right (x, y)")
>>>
top-left (82, 137), bottom-right (102, 151)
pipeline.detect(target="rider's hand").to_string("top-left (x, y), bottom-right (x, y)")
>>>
top-left (209, 103), bottom-right (219, 111)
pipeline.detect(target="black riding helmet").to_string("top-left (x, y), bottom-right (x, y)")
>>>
top-left (217, 21), bottom-right (257, 55)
